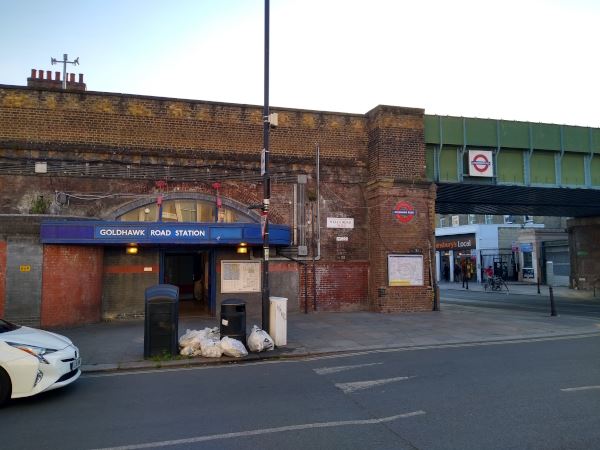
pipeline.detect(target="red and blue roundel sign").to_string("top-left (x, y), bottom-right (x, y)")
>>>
top-left (468, 150), bottom-right (494, 177)
top-left (393, 201), bottom-right (416, 223)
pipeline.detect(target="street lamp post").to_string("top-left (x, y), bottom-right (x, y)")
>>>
top-left (261, 0), bottom-right (271, 332)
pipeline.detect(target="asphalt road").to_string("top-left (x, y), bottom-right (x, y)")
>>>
top-left (441, 289), bottom-right (600, 318)
top-left (2, 335), bottom-right (600, 449)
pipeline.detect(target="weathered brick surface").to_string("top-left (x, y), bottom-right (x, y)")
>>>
top-left (41, 245), bottom-right (103, 327)
top-left (0, 86), bottom-right (367, 163)
top-left (568, 217), bottom-right (600, 290)
top-left (299, 261), bottom-right (369, 312)
top-left (0, 85), bottom-right (434, 315)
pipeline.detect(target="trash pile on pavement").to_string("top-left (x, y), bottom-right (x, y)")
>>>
top-left (179, 325), bottom-right (274, 358)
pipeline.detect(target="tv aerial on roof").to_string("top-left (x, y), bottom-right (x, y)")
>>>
top-left (50, 53), bottom-right (80, 90)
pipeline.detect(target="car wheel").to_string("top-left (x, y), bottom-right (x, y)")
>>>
top-left (0, 367), bottom-right (11, 407)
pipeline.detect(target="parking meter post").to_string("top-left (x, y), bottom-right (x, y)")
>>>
top-left (549, 286), bottom-right (557, 317)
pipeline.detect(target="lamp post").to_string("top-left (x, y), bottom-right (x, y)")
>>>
top-left (261, 0), bottom-right (271, 331)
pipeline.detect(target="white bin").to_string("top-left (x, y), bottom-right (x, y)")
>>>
top-left (269, 296), bottom-right (287, 347)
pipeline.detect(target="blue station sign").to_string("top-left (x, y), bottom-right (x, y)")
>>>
top-left (94, 225), bottom-right (211, 241)
top-left (41, 221), bottom-right (291, 246)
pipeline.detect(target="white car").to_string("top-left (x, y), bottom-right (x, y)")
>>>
top-left (0, 319), bottom-right (81, 406)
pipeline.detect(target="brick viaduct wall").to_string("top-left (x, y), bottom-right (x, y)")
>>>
top-left (0, 84), bottom-right (435, 324)
top-left (568, 217), bottom-right (600, 290)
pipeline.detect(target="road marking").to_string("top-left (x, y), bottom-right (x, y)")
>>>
top-left (314, 362), bottom-right (383, 375)
top-left (561, 385), bottom-right (600, 392)
top-left (335, 376), bottom-right (414, 394)
top-left (90, 411), bottom-right (426, 450)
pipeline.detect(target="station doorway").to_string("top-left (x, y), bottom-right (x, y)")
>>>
top-left (161, 249), bottom-right (214, 317)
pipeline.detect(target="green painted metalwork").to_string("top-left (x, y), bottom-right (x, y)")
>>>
top-left (497, 149), bottom-right (524, 184)
top-left (439, 146), bottom-right (459, 182)
top-left (592, 157), bottom-right (600, 186)
top-left (465, 117), bottom-right (496, 146)
top-left (531, 151), bottom-right (556, 185)
top-left (561, 153), bottom-right (585, 186)
top-left (564, 126), bottom-right (590, 153)
top-left (424, 115), bottom-right (440, 142)
top-left (425, 145), bottom-right (435, 180)
top-left (425, 115), bottom-right (600, 187)
top-left (499, 121), bottom-right (529, 148)
top-left (532, 123), bottom-right (561, 151)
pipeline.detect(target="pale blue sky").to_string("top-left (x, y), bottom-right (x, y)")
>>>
top-left (2, 0), bottom-right (600, 126)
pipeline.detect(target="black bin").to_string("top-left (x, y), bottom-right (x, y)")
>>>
top-left (144, 284), bottom-right (179, 358)
top-left (220, 299), bottom-right (246, 345)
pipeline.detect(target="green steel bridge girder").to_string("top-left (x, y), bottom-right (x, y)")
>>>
top-left (425, 115), bottom-right (600, 188)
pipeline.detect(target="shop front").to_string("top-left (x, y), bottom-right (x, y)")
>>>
top-left (435, 234), bottom-right (476, 283)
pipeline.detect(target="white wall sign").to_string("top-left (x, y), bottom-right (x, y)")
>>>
top-left (468, 150), bottom-right (494, 177)
top-left (221, 261), bottom-right (261, 293)
top-left (336, 236), bottom-right (349, 242)
top-left (327, 217), bottom-right (354, 229)
top-left (388, 254), bottom-right (424, 286)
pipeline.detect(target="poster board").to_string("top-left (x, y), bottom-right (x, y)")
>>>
top-left (388, 254), bottom-right (424, 286)
top-left (221, 260), bottom-right (261, 293)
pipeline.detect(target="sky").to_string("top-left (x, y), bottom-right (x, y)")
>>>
top-left (2, 0), bottom-right (600, 127)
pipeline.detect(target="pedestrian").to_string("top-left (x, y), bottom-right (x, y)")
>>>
top-left (454, 263), bottom-right (461, 284)
top-left (443, 263), bottom-right (450, 282)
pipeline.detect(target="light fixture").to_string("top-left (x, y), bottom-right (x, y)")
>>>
top-left (236, 242), bottom-right (248, 254)
top-left (126, 245), bottom-right (138, 255)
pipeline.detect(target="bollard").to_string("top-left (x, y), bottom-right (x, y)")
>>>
top-left (549, 286), bottom-right (557, 317)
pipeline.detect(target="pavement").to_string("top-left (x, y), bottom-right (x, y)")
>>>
top-left (56, 282), bottom-right (600, 374)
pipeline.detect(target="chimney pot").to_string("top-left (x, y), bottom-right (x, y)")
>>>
top-left (46, 70), bottom-right (52, 80)
top-left (78, 73), bottom-right (84, 83)
top-left (38, 70), bottom-right (44, 80)
top-left (31, 69), bottom-right (36, 78)
top-left (69, 73), bottom-right (75, 83)
top-left (55, 71), bottom-right (61, 81)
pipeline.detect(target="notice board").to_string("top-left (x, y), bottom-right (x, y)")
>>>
top-left (388, 254), bottom-right (424, 286)
top-left (221, 261), bottom-right (261, 293)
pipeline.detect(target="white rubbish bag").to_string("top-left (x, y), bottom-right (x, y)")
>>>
top-left (220, 336), bottom-right (248, 358)
top-left (179, 328), bottom-right (221, 357)
top-left (200, 338), bottom-right (223, 358)
top-left (247, 325), bottom-right (275, 352)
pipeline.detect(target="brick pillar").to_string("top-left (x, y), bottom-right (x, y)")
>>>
top-left (567, 216), bottom-right (600, 290)
top-left (366, 105), bottom-right (437, 312)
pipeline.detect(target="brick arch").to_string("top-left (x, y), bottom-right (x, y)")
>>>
top-left (104, 192), bottom-right (261, 223)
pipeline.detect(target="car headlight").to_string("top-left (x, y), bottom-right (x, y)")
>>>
top-left (6, 342), bottom-right (57, 364)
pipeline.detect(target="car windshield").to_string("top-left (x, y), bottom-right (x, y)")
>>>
top-left (0, 319), bottom-right (20, 333)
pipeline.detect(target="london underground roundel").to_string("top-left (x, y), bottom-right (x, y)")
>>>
top-left (468, 150), bottom-right (494, 177)
top-left (393, 201), bottom-right (416, 223)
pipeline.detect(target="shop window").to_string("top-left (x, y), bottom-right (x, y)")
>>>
top-left (484, 215), bottom-right (494, 224)
top-left (468, 214), bottom-right (476, 224)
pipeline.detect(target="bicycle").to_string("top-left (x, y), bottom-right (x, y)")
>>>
top-left (484, 275), bottom-right (509, 293)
